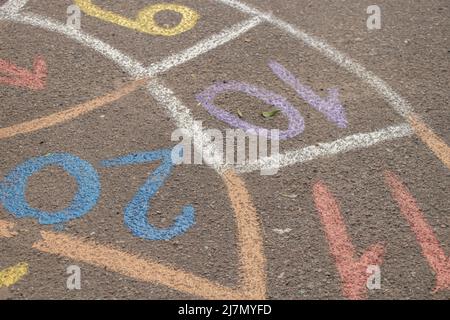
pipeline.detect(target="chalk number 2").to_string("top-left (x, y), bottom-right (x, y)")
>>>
top-left (0, 149), bottom-right (195, 241)
top-left (101, 149), bottom-right (195, 241)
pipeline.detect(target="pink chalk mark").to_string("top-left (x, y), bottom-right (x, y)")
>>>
top-left (384, 171), bottom-right (450, 292)
top-left (0, 56), bottom-right (47, 90)
top-left (313, 181), bottom-right (385, 300)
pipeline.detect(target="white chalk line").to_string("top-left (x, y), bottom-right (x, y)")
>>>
top-left (146, 78), bottom-right (224, 170)
top-left (0, 11), bottom-right (146, 76)
top-left (0, 5), bottom-right (416, 174)
top-left (0, 0), bottom-right (29, 14)
top-left (235, 124), bottom-right (413, 173)
top-left (147, 16), bottom-right (262, 75)
top-left (213, 0), bottom-right (414, 119)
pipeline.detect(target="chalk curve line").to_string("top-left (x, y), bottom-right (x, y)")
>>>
top-left (0, 78), bottom-right (148, 140)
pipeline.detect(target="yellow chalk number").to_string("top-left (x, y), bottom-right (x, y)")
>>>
top-left (74, 1), bottom-right (199, 36)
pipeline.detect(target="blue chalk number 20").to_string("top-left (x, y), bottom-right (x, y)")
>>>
top-left (0, 149), bottom-right (195, 240)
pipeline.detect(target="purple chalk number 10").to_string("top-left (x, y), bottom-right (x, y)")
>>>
top-left (196, 60), bottom-right (348, 140)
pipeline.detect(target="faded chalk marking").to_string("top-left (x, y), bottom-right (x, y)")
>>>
top-left (313, 181), bottom-right (385, 300)
top-left (74, 0), bottom-right (199, 36)
top-left (196, 59), bottom-right (348, 141)
top-left (0, 12), bottom-right (237, 173)
top-left (0, 55), bottom-right (47, 90)
top-left (0, 262), bottom-right (28, 288)
top-left (235, 124), bottom-right (413, 173)
top-left (0, 220), bottom-right (17, 238)
top-left (0, 0), bottom-right (445, 301)
top-left (0, 14), bottom-right (266, 298)
top-left (385, 171), bottom-right (450, 292)
top-left (145, 78), bottom-right (224, 171)
top-left (0, 78), bottom-right (147, 140)
top-left (408, 113), bottom-right (450, 170)
top-left (0, 0), bottom-right (435, 300)
top-left (0, 0), bottom-right (29, 14)
top-left (0, 13), bottom-right (259, 154)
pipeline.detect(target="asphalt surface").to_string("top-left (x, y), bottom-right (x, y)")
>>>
top-left (0, 0), bottom-right (449, 300)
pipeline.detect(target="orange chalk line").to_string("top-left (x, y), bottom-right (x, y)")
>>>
top-left (0, 78), bottom-right (148, 140)
top-left (384, 171), bottom-right (450, 292)
top-left (32, 231), bottom-right (244, 299)
top-left (1, 171), bottom-right (267, 300)
top-left (408, 113), bottom-right (450, 170)
top-left (222, 170), bottom-right (266, 299)
top-left (0, 220), bottom-right (17, 238)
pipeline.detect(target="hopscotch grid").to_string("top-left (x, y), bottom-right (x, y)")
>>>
top-left (0, 0), bottom-right (416, 175)
top-left (0, 0), bottom-right (441, 300)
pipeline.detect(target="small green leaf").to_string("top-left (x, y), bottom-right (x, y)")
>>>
top-left (262, 109), bottom-right (281, 118)
top-left (237, 109), bottom-right (243, 118)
